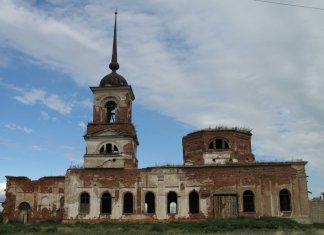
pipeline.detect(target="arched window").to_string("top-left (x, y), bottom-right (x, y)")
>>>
top-left (189, 190), bottom-right (199, 214)
top-left (123, 192), bottom-right (133, 214)
top-left (208, 138), bottom-right (229, 151)
top-left (99, 143), bottom-right (119, 154)
top-left (106, 101), bottom-right (117, 123)
top-left (243, 190), bottom-right (255, 212)
top-left (279, 189), bottom-right (291, 211)
top-left (40, 196), bottom-right (50, 209)
top-left (167, 191), bottom-right (178, 214)
top-left (18, 202), bottom-right (31, 211)
top-left (101, 192), bottom-right (112, 214)
top-left (80, 192), bottom-right (90, 214)
top-left (145, 192), bottom-right (155, 213)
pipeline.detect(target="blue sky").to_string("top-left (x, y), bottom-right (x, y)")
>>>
top-left (1, 0), bottom-right (324, 208)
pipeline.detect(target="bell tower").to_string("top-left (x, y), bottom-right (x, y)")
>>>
top-left (84, 12), bottom-right (138, 169)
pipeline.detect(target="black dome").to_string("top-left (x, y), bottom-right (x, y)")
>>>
top-left (100, 71), bottom-right (128, 87)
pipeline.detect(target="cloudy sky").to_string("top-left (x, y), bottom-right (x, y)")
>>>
top-left (1, 0), bottom-right (324, 208)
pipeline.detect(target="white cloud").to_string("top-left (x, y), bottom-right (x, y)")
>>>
top-left (42, 94), bottom-right (73, 115)
top-left (13, 87), bottom-right (72, 115)
top-left (14, 88), bottom-right (46, 105)
top-left (23, 127), bottom-right (33, 134)
top-left (40, 110), bottom-right (50, 120)
top-left (78, 121), bottom-right (86, 130)
top-left (5, 123), bottom-right (33, 134)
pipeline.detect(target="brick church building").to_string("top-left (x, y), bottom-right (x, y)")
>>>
top-left (2, 13), bottom-right (310, 224)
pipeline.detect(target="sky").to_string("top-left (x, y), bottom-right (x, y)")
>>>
top-left (1, 0), bottom-right (324, 210)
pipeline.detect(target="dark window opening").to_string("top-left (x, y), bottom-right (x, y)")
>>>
top-left (145, 192), bottom-right (155, 213)
top-left (208, 138), bottom-right (230, 151)
top-left (18, 202), bottom-right (31, 211)
top-left (99, 143), bottom-right (119, 154)
top-left (100, 146), bottom-right (104, 153)
top-left (106, 101), bottom-right (117, 123)
top-left (80, 192), bottom-right (90, 214)
top-left (224, 141), bottom-right (229, 149)
top-left (279, 189), bottom-right (291, 211)
top-left (123, 192), bottom-right (133, 214)
top-left (101, 192), bottom-right (112, 214)
top-left (215, 139), bottom-right (222, 149)
top-left (189, 191), bottom-right (199, 214)
top-left (209, 142), bottom-right (214, 149)
top-left (167, 191), bottom-right (178, 214)
top-left (107, 143), bottom-right (112, 153)
top-left (60, 197), bottom-right (64, 210)
top-left (243, 190), bottom-right (255, 212)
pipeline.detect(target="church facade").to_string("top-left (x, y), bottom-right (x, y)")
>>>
top-left (2, 13), bottom-right (310, 224)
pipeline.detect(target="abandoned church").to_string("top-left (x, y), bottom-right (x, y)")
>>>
top-left (2, 13), bottom-right (310, 224)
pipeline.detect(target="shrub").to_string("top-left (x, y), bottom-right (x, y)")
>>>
top-left (0, 211), bottom-right (3, 223)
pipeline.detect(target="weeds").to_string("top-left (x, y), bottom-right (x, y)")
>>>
top-left (0, 217), bottom-right (323, 235)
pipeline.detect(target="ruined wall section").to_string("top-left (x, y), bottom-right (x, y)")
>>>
top-left (64, 162), bottom-right (309, 223)
top-left (2, 176), bottom-right (65, 223)
top-left (309, 198), bottom-right (324, 223)
top-left (182, 162), bottom-right (310, 223)
top-left (183, 129), bottom-right (255, 166)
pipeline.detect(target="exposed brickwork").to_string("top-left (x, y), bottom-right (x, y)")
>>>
top-left (183, 130), bottom-right (255, 165)
top-left (3, 176), bottom-right (65, 223)
top-left (86, 123), bottom-right (137, 139)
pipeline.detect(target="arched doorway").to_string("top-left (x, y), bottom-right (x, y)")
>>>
top-left (145, 192), bottom-right (155, 213)
top-left (167, 191), bottom-right (178, 214)
top-left (101, 192), bottom-right (112, 214)
top-left (123, 192), bottom-right (134, 214)
top-left (189, 190), bottom-right (199, 214)
top-left (18, 202), bottom-right (31, 224)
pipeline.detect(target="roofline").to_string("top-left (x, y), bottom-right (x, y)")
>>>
top-left (90, 85), bottom-right (135, 100)
top-left (185, 128), bottom-right (252, 137)
top-left (143, 161), bottom-right (307, 169)
top-left (66, 161), bottom-right (307, 172)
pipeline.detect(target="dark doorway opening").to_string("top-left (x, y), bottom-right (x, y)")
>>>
top-left (123, 192), bottom-right (133, 214)
top-left (101, 192), bottom-right (112, 214)
top-left (243, 190), bottom-right (255, 212)
top-left (189, 190), bottom-right (199, 214)
top-left (145, 192), bottom-right (155, 213)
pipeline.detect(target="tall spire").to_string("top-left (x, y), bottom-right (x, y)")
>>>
top-left (109, 11), bottom-right (119, 72)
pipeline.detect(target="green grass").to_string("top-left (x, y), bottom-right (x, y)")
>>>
top-left (0, 217), bottom-right (323, 235)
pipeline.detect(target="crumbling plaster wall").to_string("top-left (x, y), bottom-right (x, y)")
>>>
top-left (63, 162), bottom-right (309, 223)
top-left (3, 176), bottom-right (65, 223)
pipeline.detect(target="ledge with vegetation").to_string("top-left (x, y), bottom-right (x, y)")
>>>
top-left (0, 217), bottom-right (324, 235)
